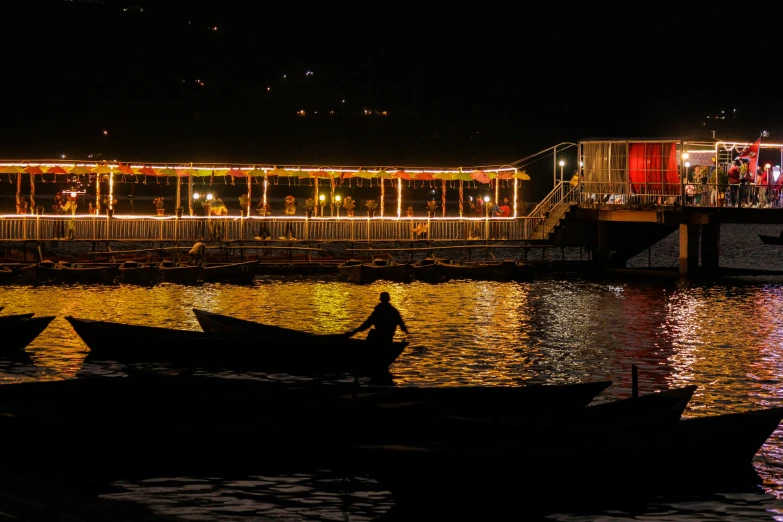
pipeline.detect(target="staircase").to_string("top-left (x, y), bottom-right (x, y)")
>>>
top-left (526, 182), bottom-right (577, 240)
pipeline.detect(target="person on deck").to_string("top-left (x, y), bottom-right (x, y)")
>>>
top-left (61, 194), bottom-right (78, 240)
top-left (727, 160), bottom-right (741, 207)
top-left (52, 192), bottom-right (65, 239)
top-left (188, 242), bottom-right (206, 265)
top-left (346, 291), bottom-right (408, 344)
top-left (255, 200), bottom-right (272, 240)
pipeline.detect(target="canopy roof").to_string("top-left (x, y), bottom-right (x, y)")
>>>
top-left (0, 161), bottom-right (530, 182)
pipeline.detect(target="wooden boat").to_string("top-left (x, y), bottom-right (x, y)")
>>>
top-left (0, 313), bottom-right (35, 318)
top-left (65, 316), bottom-right (408, 375)
top-left (356, 405), bottom-right (783, 516)
top-left (429, 384), bottom-right (697, 442)
top-left (13, 263), bottom-right (39, 285)
top-left (118, 260), bottom-right (160, 285)
top-left (56, 261), bottom-right (119, 285)
top-left (0, 265), bottom-right (15, 285)
top-left (411, 257), bottom-right (439, 282)
top-left (193, 308), bottom-right (312, 337)
top-left (510, 261), bottom-right (535, 281)
top-left (31, 261), bottom-right (65, 285)
top-left (758, 233), bottom-right (783, 245)
top-left (198, 259), bottom-right (259, 284)
top-left (158, 260), bottom-right (201, 285)
top-left (4, 315), bottom-right (56, 352)
top-left (337, 258), bottom-right (413, 283)
top-left (433, 259), bottom-right (515, 281)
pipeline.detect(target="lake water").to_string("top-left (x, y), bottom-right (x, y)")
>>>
top-left (4, 224), bottom-right (783, 520)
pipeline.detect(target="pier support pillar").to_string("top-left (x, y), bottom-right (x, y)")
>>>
top-left (700, 222), bottom-right (720, 275)
top-left (595, 221), bottom-right (612, 265)
top-left (679, 223), bottom-right (701, 277)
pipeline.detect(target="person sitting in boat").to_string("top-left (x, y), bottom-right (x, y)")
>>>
top-left (188, 242), bottom-right (206, 265)
top-left (346, 291), bottom-right (408, 344)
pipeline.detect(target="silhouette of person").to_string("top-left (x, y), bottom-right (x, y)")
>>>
top-left (346, 291), bottom-right (408, 343)
top-left (52, 192), bottom-right (65, 239)
top-left (255, 201), bottom-right (272, 240)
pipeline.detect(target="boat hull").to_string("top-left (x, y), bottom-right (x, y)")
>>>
top-left (158, 262), bottom-right (201, 284)
top-left (65, 316), bottom-right (407, 375)
top-left (119, 261), bottom-right (160, 285)
top-left (199, 260), bottom-right (259, 284)
top-left (358, 405), bottom-right (783, 516)
top-left (338, 260), bottom-right (413, 283)
top-left (759, 233), bottom-right (783, 245)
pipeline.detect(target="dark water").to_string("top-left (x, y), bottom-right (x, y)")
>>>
top-left (5, 224), bottom-right (783, 520)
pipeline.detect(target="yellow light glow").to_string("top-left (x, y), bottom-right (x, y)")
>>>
top-left (193, 192), bottom-right (200, 200)
top-left (319, 194), bottom-right (325, 202)
top-left (335, 195), bottom-right (341, 202)
top-left (397, 178), bottom-right (402, 217)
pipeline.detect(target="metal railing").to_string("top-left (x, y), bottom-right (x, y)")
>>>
top-left (0, 215), bottom-right (532, 242)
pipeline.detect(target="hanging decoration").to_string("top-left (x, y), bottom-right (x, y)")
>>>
top-left (312, 178), bottom-right (323, 217)
top-left (175, 168), bottom-right (181, 213)
top-left (459, 180), bottom-right (464, 217)
top-left (397, 178), bottom-right (402, 217)
top-left (188, 166), bottom-right (194, 216)
top-left (330, 176), bottom-right (335, 216)
top-left (16, 172), bottom-right (21, 213)
top-left (109, 171), bottom-right (114, 213)
top-left (441, 179), bottom-right (446, 217)
top-left (263, 175), bottom-right (268, 212)
top-left (380, 178), bottom-right (385, 217)
top-left (29, 172), bottom-right (35, 211)
top-left (246, 172), bottom-right (252, 216)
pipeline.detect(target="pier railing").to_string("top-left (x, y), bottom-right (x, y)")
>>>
top-left (0, 215), bottom-right (534, 242)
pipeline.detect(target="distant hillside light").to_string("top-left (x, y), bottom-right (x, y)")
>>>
top-left (103, 130), bottom-right (108, 136)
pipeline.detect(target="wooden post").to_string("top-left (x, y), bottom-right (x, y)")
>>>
top-left (188, 166), bottom-right (193, 216)
top-left (380, 178), bottom-right (385, 217)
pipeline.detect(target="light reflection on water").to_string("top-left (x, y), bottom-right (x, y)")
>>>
top-left (5, 263), bottom-right (783, 517)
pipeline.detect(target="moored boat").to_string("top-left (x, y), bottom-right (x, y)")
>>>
top-left (338, 258), bottom-right (413, 284)
top-left (0, 265), bottom-right (15, 285)
top-left (65, 316), bottom-right (408, 375)
top-left (411, 257), bottom-right (439, 282)
top-left (192, 308), bottom-right (312, 337)
top-left (4, 315), bottom-right (56, 352)
top-left (199, 259), bottom-right (259, 284)
top-left (356, 405), bottom-right (783, 517)
top-left (56, 261), bottom-right (120, 285)
top-left (434, 259), bottom-right (514, 281)
top-left (158, 260), bottom-right (201, 284)
top-left (511, 261), bottom-right (535, 281)
top-left (759, 233), bottom-right (783, 245)
top-left (118, 260), bottom-right (160, 285)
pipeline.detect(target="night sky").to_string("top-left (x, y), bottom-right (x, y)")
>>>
top-left (3, 1), bottom-right (781, 191)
